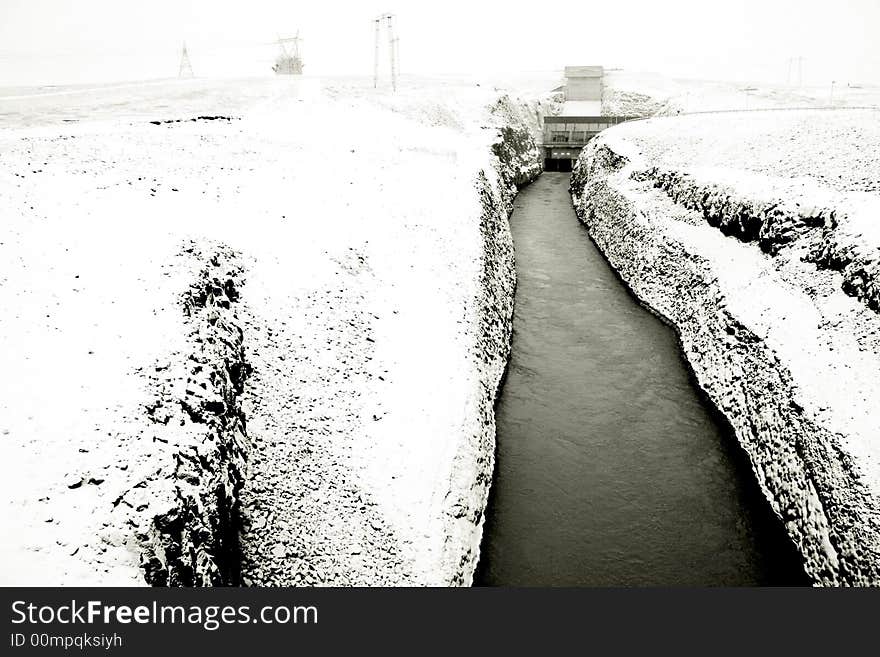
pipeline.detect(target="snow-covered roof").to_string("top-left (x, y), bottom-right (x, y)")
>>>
top-left (564, 66), bottom-right (603, 78)
top-left (561, 100), bottom-right (603, 116)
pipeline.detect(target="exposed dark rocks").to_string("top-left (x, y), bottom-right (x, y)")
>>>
top-left (121, 241), bottom-right (251, 586)
top-left (149, 116), bottom-right (237, 126)
top-left (625, 163), bottom-right (880, 315)
top-left (806, 231), bottom-right (880, 313)
top-left (630, 166), bottom-right (833, 254)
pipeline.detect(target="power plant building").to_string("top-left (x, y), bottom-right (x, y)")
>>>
top-left (543, 65), bottom-right (638, 171)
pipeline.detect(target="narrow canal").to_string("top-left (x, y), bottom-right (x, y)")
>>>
top-left (475, 172), bottom-right (807, 586)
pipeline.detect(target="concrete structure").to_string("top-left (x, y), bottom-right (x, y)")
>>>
top-left (564, 66), bottom-right (603, 102)
top-left (541, 65), bottom-right (637, 171)
top-left (543, 115), bottom-right (637, 171)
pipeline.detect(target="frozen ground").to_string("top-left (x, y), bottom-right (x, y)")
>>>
top-left (573, 104), bottom-right (880, 584)
top-left (615, 109), bottom-right (880, 192)
top-left (602, 69), bottom-right (880, 115)
top-left (0, 75), bottom-right (543, 585)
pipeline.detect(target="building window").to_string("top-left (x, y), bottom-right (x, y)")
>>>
top-left (552, 131), bottom-right (569, 143)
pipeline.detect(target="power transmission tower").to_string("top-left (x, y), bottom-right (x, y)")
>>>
top-left (179, 42), bottom-right (194, 78)
top-left (272, 32), bottom-right (304, 74)
top-left (374, 13), bottom-right (399, 91)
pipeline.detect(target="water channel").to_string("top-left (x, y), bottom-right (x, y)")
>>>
top-left (475, 172), bottom-right (807, 586)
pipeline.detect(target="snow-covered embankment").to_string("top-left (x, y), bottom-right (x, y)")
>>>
top-left (140, 95), bottom-right (543, 587)
top-left (570, 110), bottom-right (880, 585)
top-left (0, 81), bottom-right (542, 586)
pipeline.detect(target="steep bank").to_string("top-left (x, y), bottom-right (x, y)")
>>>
top-left (0, 78), bottom-right (542, 586)
top-left (235, 93), bottom-right (542, 587)
top-left (570, 110), bottom-right (880, 585)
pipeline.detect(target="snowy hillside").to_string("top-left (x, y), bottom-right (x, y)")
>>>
top-left (0, 76), bottom-right (546, 585)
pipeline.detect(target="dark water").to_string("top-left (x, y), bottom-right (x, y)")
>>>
top-left (475, 173), bottom-right (807, 586)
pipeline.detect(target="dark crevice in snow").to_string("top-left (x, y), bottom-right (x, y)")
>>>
top-left (134, 242), bottom-right (252, 586)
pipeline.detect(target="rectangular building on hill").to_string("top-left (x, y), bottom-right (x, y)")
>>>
top-left (563, 66), bottom-right (603, 102)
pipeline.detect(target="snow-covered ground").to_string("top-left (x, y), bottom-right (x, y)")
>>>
top-left (0, 76), bottom-right (543, 585)
top-left (602, 69), bottom-right (880, 115)
top-left (572, 104), bottom-right (880, 585)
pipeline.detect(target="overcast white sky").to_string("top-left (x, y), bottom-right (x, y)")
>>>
top-left (0, 0), bottom-right (877, 86)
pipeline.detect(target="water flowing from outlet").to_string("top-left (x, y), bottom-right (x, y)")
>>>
top-left (475, 173), bottom-right (807, 586)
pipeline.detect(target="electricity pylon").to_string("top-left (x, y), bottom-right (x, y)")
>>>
top-left (179, 42), bottom-right (194, 78)
top-left (374, 13), bottom-right (399, 91)
top-left (274, 32), bottom-right (304, 74)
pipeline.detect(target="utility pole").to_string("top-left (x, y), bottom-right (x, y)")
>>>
top-left (373, 13), bottom-right (398, 92)
top-left (387, 18), bottom-right (396, 90)
top-left (179, 42), bottom-right (194, 78)
top-left (374, 19), bottom-right (381, 88)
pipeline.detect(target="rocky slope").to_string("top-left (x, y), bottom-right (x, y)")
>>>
top-left (235, 94), bottom-right (542, 587)
top-left (571, 110), bottom-right (880, 585)
top-left (0, 79), bottom-right (541, 586)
